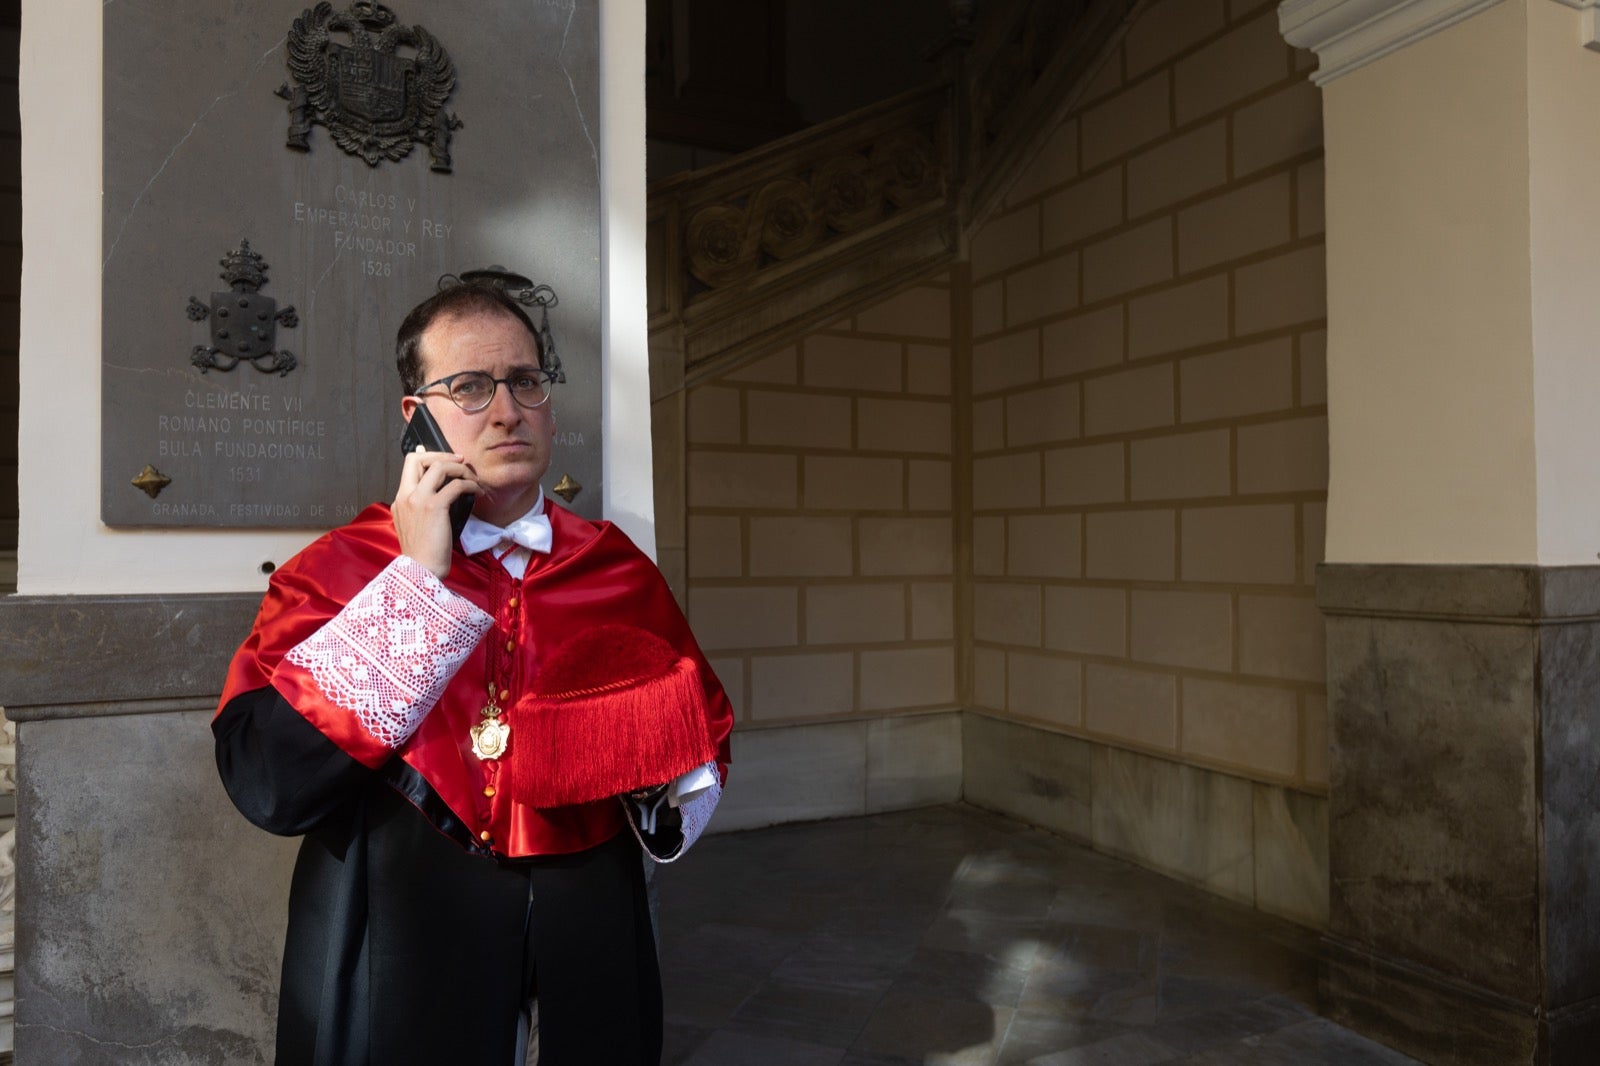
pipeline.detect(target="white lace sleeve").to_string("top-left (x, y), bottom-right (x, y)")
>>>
top-left (669, 767), bottom-right (722, 860)
top-left (284, 555), bottom-right (492, 750)
top-left (624, 760), bottom-right (723, 863)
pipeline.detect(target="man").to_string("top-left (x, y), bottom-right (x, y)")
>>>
top-left (214, 280), bottom-right (732, 1065)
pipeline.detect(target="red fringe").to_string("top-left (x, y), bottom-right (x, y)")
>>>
top-left (506, 657), bottom-right (718, 808)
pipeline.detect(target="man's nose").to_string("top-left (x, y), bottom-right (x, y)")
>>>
top-left (487, 381), bottom-right (524, 424)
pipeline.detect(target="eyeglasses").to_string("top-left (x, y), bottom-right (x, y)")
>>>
top-left (414, 368), bottom-right (557, 412)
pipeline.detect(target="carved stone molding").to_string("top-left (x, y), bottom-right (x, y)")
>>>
top-left (0, 594), bottom-right (260, 715)
top-left (683, 130), bottom-right (941, 290)
top-left (1279, 0), bottom-right (1505, 85)
top-left (648, 85), bottom-right (959, 383)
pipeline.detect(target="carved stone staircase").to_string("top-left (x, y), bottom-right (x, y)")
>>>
top-left (645, 0), bottom-right (1142, 586)
top-left (647, 0), bottom-right (1140, 391)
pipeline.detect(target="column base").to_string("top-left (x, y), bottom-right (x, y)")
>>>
top-left (1321, 934), bottom-right (1536, 1065)
top-left (1319, 563), bottom-right (1600, 1066)
top-left (1322, 934), bottom-right (1600, 1066)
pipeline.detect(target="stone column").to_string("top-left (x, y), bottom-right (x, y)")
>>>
top-left (1317, 568), bottom-right (1600, 1063)
top-left (1282, 0), bottom-right (1600, 1062)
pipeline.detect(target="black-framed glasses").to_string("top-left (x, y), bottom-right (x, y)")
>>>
top-left (414, 368), bottom-right (557, 412)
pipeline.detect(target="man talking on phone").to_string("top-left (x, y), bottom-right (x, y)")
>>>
top-left (212, 277), bottom-right (733, 1065)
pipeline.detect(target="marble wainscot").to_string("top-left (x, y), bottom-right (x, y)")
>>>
top-left (961, 713), bottom-right (1329, 930)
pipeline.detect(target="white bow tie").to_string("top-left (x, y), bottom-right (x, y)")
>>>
top-left (459, 511), bottom-right (552, 577)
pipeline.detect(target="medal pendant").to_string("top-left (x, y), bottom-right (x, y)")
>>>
top-left (470, 711), bottom-right (510, 760)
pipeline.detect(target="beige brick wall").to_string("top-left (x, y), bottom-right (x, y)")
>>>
top-left (972, 0), bottom-right (1327, 791)
top-left (685, 282), bottom-right (958, 727)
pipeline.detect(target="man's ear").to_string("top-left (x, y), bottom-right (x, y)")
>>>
top-left (400, 395), bottom-right (420, 420)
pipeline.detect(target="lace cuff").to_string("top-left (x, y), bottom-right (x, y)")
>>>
top-left (624, 760), bottom-right (723, 863)
top-left (284, 555), bottom-right (492, 751)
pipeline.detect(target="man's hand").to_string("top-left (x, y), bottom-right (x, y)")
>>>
top-left (392, 447), bottom-right (479, 578)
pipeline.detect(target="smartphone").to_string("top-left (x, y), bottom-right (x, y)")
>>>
top-left (400, 405), bottom-right (475, 541)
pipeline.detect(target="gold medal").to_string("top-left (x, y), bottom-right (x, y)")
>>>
top-left (469, 684), bottom-right (510, 760)
top-left (470, 715), bottom-right (510, 760)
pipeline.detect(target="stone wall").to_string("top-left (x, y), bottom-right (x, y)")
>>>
top-left (959, 0), bottom-right (1329, 924)
top-left (684, 281), bottom-right (964, 829)
top-left (5, 594), bottom-right (286, 1063)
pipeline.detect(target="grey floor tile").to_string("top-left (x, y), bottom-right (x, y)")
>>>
top-left (1046, 923), bottom-right (1160, 972)
top-left (947, 877), bottom-right (1063, 917)
top-left (772, 930), bottom-right (920, 994)
top-left (661, 920), bottom-right (807, 976)
top-left (654, 806), bottom-right (1417, 1066)
top-left (1148, 994), bottom-right (1316, 1054)
top-left (992, 1012), bottom-right (1127, 1064)
top-left (923, 908), bottom-right (1060, 958)
top-left (727, 978), bottom-right (883, 1048)
top-left (851, 991), bottom-right (1008, 1063)
top-left (1176, 1018), bottom-right (1426, 1064)
top-left (1023, 1030), bottom-right (1183, 1065)
top-left (680, 1030), bottom-right (845, 1066)
top-left (662, 1021), bottom-right (716, 1066)
top-left (889, 946), bottom-right (1034, 1008)
top-left (661, 964), bottom-right (768, 1029)
top-left (1015, 953), bottom-right (1151, 1019)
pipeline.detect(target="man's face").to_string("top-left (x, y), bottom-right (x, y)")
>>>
top-left (400, 308), bottom-right (555, 525)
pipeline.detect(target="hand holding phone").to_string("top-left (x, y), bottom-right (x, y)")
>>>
top-left (400, 405), bottom-right (475, 541)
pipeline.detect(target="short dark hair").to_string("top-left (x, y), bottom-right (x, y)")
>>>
top-left (395, 282), bottom-right (544, 393)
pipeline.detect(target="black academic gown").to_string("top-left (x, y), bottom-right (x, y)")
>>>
top-left (216, 689), bottom-right (666, 1066)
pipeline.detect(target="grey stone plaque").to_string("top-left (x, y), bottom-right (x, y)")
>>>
top-left (101, 1), bottom-right (604, 527)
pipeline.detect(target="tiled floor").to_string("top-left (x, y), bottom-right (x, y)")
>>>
top-left (653, 804), bottom-right (1420, 1065)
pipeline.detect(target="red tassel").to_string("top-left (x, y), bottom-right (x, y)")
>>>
top-left (506, 635), bottom-right (718, 808)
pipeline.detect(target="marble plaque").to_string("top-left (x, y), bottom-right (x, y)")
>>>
top-left (101, 0), bottom-right (603, 526)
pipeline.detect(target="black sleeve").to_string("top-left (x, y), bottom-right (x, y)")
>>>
top-left (213, 686), bottom-right (374, 836)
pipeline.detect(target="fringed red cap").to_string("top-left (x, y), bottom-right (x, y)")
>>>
top-left (505, 624), bottom-right (717, 809)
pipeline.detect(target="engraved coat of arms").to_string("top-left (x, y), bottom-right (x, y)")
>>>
top-left (277, 1), bottom-right (461, 171)
top-left (186, 240), bottom-right (299, 376)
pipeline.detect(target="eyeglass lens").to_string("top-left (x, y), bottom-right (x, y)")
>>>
top-left (448, 371), bottom-right (552, 411)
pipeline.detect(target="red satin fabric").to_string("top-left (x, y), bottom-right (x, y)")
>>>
top-left (219, 500), bottom-right (734, 859)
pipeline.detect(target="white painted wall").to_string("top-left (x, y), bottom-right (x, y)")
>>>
top-left (16, 0), bottom-right (651, 595)
top-left (1319, 0), bottom-right (1600, 564)
top-left (1321, 0), bottom-right (1539, 563)
top-left (1528, 0), bottom-right (1600, 564)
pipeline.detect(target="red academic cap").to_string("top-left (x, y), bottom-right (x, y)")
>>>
top-left (506, 624), bottom-right (717, 808)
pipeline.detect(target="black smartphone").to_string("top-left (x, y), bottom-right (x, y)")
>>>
top-left (400, 405), bottom-right (475, 541)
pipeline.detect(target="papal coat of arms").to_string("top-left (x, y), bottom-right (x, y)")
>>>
top-left (276, 1), bottom-right (461, 171)
top-left (186, 240), bottom-right (299, 376)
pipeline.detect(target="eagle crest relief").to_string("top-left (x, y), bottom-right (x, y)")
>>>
top-left (275, 1), bottom-right (461, 172)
